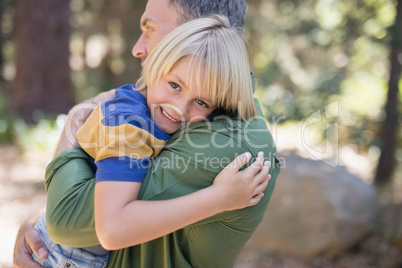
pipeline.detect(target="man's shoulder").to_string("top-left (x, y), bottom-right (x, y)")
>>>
top-left (166, 115), bottom-right (276, 158)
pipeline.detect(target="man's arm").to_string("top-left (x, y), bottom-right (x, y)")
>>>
top-left (44, 148), bottom-right (99, 247)
top-left (12, 89), bottom-right (116, 265)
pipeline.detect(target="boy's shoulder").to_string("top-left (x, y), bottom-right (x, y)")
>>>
top-left (113, 84), bottom-right (146, 103)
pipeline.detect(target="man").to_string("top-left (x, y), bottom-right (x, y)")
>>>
top-left (14, 0), bottom-right (280, 267)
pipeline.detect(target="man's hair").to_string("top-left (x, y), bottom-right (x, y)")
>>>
top-left (136, 15), bottom-right (257, 119)
top-left (169, 0), bottom-right (246, 33)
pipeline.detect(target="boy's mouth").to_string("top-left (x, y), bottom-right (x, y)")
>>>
top-left (161, 107), bottom-right (181, 123)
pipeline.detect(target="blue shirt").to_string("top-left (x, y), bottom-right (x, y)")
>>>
top-left (77, 84), bottom-right (170, 183)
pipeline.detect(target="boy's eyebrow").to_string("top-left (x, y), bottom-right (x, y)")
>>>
top-left (171, 73), bottom-right (188, 89)
top-left (171, 73), bottom-right (214, 105)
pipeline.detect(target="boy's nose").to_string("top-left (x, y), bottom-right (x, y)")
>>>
top-left (174, 100), bottom-right (191, 119)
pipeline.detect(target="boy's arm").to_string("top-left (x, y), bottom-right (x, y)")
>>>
top-left (94, 152), bottom-right (269, 250)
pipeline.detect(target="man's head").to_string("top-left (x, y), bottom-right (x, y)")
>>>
top-left (169, 0), bottom-right (246, 30)
top-left (132, 0), bottom-right (246, 65)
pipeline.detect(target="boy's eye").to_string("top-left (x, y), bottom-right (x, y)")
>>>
top-left (195, 99), bottom-right (207, 107)
top-left (169, 82), bottom-right (180, 91)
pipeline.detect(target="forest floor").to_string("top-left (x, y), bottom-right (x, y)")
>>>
top-left (0, 144), bottom-right (401, 268)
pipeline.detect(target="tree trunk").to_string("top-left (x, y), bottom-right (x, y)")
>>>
top-left (12, 0), bottom-right (73, 122)
top-left (374, 0), bottom-right (402, 184)
top-left (0, 0), bottom-right (4, 81)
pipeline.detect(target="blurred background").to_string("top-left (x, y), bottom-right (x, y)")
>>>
top-left (0, 0), bottom-right (401, 267)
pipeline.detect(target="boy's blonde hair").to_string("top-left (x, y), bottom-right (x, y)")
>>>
top-left (136, 15), bottom-right (257, 119)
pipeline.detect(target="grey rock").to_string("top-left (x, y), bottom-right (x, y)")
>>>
top-left (249, 153), bottom-right (378, 258)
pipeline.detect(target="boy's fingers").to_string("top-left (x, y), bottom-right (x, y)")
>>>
top-left (248, 193), bottom-right (264, 207)
top-left (229, 152), bottom-right (252, 170)
top-left (253, 175), bottom-right (270, 196)
top-left (253, 161), bottom-right (271, 184)
top-left (243, 152), bottom-right (264, 176)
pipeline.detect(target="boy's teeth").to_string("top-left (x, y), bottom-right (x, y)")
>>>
top-left (162, 109), bottom-right (180, 123)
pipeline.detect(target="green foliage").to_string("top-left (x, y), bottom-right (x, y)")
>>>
top-left (0, 101), bottom-right (64, 152)
top-left (12, 116), bottom-right (64, 153)
top-left (0, 91), bottom-right (63, 151)
top-left (245, 0), bottom-right (398, 151)
top-left (68, 0), bottom-right (146, 102)
top-left (0, 94), bottom-right (14, 142)
top-left (1, 0), bottom-right (146, 150)
top-left (0, 116), bottom-right (63, 154)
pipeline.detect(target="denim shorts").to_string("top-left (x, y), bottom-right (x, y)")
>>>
top-left (32, 214), bottom-right (110, 268)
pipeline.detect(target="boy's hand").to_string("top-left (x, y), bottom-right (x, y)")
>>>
top-left (212, 151), bottom-right (271, 211)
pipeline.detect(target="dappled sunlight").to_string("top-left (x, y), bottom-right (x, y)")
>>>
top-left (85, 35), bottom-right (109, 68)
top-left (0, 115), bottom-right (64, 266)
top-left (0, 146), bottom-right (49, 267)
top-left (273, 123), bottom-right (377, 183)
top-left (1, 0), bottom-right (401, 266)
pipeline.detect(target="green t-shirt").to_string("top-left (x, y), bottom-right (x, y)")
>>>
top-left (45, 101), bottom-right (280, 268)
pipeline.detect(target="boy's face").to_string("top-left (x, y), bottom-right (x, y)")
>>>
top-left (132, 0), bottom-right (179, 66)
top-left (147, 58), bottom-right (216, 134)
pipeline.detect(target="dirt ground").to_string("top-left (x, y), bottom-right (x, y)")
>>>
top-left (1, 144), bottom-right (401, 268)
top-left (0, 145), bottom-right (48, 267)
